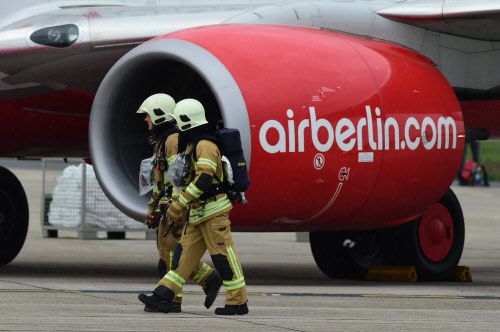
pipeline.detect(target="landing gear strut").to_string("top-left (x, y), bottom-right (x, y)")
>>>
top-left (310, 230), bottom-right (387, 279)
top-left (0, 166), bottom-right (29, 266)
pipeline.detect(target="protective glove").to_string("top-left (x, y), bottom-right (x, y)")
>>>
top-left (144, 213), bottom-right (159, 229)
top-left (167, 201), bottom-right (187, 224)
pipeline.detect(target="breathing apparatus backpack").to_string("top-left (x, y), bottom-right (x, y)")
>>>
top-left (216, 128), bottom-right (251, 203)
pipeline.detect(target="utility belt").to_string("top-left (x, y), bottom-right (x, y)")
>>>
top-left (187, 184), bottom-right (232, 224)
top-left (197, 183), bottom-right (242, 203)
top-left (199, 183), bottom-right (227, 201)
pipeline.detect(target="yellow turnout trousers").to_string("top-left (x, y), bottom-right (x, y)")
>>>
top-left (157, 219), bottom-right (213, 303)
top-left (158, 212), bottom-right (247, 305)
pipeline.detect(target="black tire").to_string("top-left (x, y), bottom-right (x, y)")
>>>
top-left (0, 166), bottom-right (29, 267)
top-left (394, 189), bottom-right (464, 281)
top-left (310, 230), bottom-right (387, 279)
top-left (158, 258), bottom-right (167, 278)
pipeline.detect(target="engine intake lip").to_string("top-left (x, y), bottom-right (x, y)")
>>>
top-left (90, 38), bottom-right (249, 220)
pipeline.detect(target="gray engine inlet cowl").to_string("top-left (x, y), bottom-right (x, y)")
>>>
top-left (89, 38), bottom-right (250, 221)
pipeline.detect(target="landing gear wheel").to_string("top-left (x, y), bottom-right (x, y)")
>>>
top-left (0, 166), bottom-right (29, 266)
top-left (310, 230), bottom-right (386, 279)
top-left (395, 189), bottom-right (464, 280)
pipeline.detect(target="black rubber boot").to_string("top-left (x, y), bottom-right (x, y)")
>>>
top-left (203, 271), bottom-right (223, 309)
top-left (215, 302), bottom-right (249, 315)
top-left (138, 285), bottom-right (178, 313)
top-left (143, 300), bottom-right (182, 313)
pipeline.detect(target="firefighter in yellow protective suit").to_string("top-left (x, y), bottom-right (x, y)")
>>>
top-left (138, 99), bottom-right (248, 315)
top-left (137, 94), bottom-right (222, 313)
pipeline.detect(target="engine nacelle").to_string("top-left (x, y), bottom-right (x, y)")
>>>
top-left (90, 24), bottom-right (464, 231)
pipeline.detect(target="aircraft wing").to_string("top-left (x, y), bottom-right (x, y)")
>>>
top-left (0, 3), bottom-right (252, 98)
top-left (377, 0), bottom-right (500, 41)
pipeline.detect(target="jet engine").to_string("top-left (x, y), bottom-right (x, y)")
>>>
top-left (90, 24), bottom-right (465, 280)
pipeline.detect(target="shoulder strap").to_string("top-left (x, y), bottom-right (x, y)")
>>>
top-left (158, 136), bottom-right (170, 187)
top-left (160, 136), bottom-right (169, 158)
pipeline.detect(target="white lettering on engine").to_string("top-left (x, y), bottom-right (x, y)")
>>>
top-left (259, 105), bottom-right (457, 154)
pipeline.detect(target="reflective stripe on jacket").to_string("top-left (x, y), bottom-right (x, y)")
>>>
top-left (179, 139), bottom-right (232, 224)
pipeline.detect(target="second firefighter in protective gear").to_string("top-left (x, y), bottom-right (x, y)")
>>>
top-left (138, 98), bottom-right (249, 316)
top-left (137, 94), bottom-right (221, 312)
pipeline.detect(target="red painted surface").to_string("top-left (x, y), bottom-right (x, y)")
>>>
top-left (164, 25), bottom-right (464, 231)
top-left (418, 203), bottom-right (454, 262)
top-left (461, 100), bottom-right (500, 138)
top-left (0, 24), bottom-right (466, 234)
top-left (0, 89), bottom-right (92, 157)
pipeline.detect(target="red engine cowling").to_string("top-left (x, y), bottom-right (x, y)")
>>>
top-left (90, 24), bottom-right (464, 231)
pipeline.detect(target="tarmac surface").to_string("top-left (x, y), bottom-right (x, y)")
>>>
top-left (1, 159), bottom-right (500, 331)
